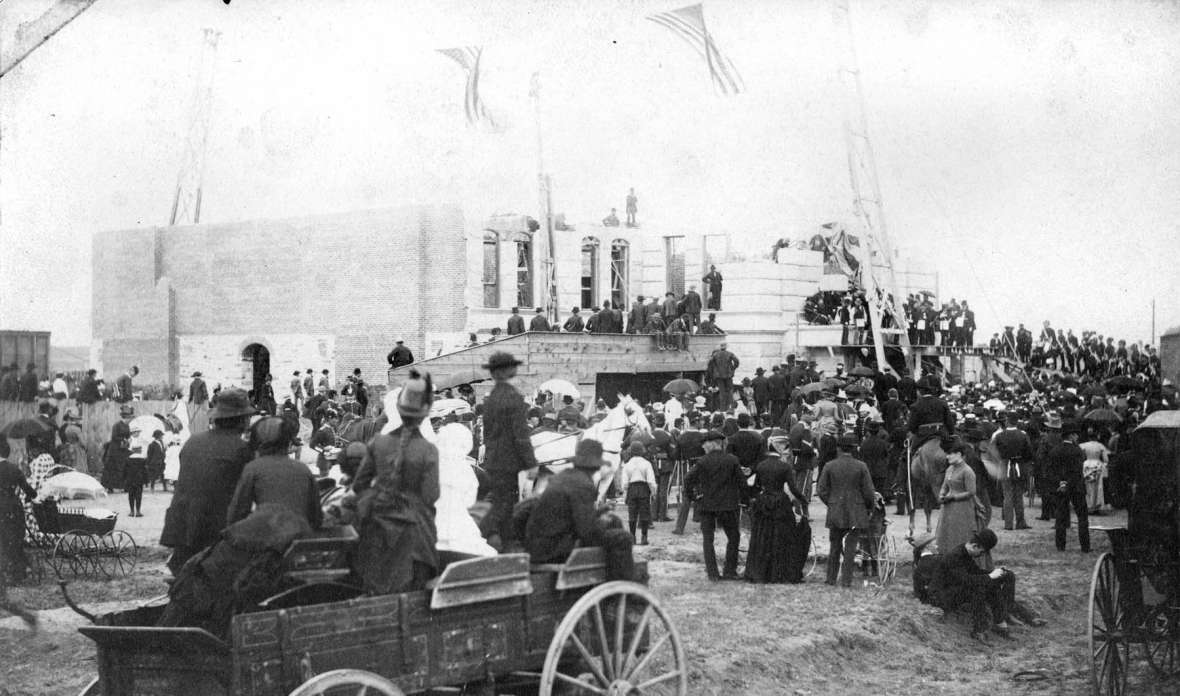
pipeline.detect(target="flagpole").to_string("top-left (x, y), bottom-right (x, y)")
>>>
top-left (530, 72), bottom-right (558, 325)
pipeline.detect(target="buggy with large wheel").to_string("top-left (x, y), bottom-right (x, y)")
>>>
top-left (1088, 409), bottom-right (1180, 695)
top-left (72, 528), bottom-right (684, 696)
top-left (24, 498), bottom-right (138, 580)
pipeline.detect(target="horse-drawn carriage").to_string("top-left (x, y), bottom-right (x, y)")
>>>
top-left (72, 527), bottom-right (683, 696)
top-left (1088, 409), bottom-right (1180, 695)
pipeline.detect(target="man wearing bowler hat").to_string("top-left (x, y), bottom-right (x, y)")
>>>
top-left (480, 351), bottom-right (539, 551)
top-left (1045, 419), bottom-right (1091, 553)
top-left (160, 388), bottom-right (255, 574)
top-left (522, 438), bottom-right (613, 563)
top-left (189, 371), bottom-right (209, 406)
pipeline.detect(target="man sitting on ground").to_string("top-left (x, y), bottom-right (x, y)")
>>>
top-left (912, 529), bottom-right (1045, 644)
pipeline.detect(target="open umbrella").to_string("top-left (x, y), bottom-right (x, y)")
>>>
top-left (0, 417), bottom-right (53, 439)
top-left (663, 378), bottom-right (700, 396)
top-left (823, 377), bottom-right (846, 389)
top-left (435, 370), bottom-right (486, 390)
top-left (848, 366), bottom-right (876, 377)
top-left (430, 398), bottom-right (473, 419)
top-left (40, 470), bottom-right (107, 500)
top-left (538, 378), bottom-right (581, 399)
top-left (796, 382), bottom-right (828, 396)
top-left (1083, 408), bottom-right (1122, 424)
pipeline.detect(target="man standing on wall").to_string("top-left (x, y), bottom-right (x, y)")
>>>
top-left (507, 307), bottom-right (526, 335)
top-left (625, 187), bottom-right (638, 227)
top-left (681, 285), bottom-right (703, 330)
top-left (115, 366), bottom-right (138, 403)
top-left (479, 352), bottom-right (539, 551)
top-left (707, 343), bottom-right (740, 411)
top-left (529, 307), bottom-right (552, 332)
top-left (387, 339), bottom-right (414, 369)
top-left (702, 265), bottom-right (724, 310)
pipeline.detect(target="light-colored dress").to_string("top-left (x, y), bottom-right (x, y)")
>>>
top-left (435, 424), bottom-right (496, 557)
top-left (935, 462), bottom-right (979, 556)
top-left (1080, 440), bottom-right (1109, 513)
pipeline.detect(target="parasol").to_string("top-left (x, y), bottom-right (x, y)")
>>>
top-left (435, 370), bottom-right (487, 390)
top-left (663, 378), bottom-right (700, 396)
top-left (0, 417), bottom-right (53, 439)
top-left (982, 398), bottom-right (1006, 411)
top-left (1083, 408), bottom-right (1122, 424)
top-left (848, 366), bottom-right (876, 377)
top-left (823, 377), bottom-right (846, 389)
top-left (538, 378), bottom-right (581, 399)
top-left (40, 470), bottom-right (107, 500)
top-left (430, 398), bottom-right (473, 419)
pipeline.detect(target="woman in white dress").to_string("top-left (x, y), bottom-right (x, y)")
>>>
top-left (435, 423), bottom-right (496, 557)
top-left (1079, 429), bottom-right (1110, 514)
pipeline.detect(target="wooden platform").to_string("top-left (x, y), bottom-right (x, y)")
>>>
top-left (388, 332), bottom-right (724, 403)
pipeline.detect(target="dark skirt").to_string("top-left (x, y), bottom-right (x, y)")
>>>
top-left (625, 481), bottom-right (652, 527)
top-left (744, 492), bottom-right (809, 584)
top-left (0, 496), bottom-right (29, 584)
top-left (102, 446), bottom-right (128, 491)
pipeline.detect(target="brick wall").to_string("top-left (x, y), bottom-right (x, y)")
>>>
top-left (93, 205), bottom-right (466, 387)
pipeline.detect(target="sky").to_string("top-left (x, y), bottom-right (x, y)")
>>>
top-left (1, 0), bottom-right (1178, 347)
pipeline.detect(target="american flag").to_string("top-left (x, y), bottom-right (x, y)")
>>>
top-left (437, 46), bottom-right (499, 128)
top-left (646, 4), bottom-right (745, 95)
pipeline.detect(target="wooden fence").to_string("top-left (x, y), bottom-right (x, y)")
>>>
top-left (0, 399), bottom-right (209, 473)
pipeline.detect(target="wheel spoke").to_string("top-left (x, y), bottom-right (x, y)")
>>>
top-left (621, 605), bottom-right (655, 680)
top-left (614, 594), bottom-right (627, 676)
top-left (627, 632), bottom-right (672, 681)
top-left (635, 669), bottom-right (683, 691)
top-left (552, 671), bottom-right (608, 695)
top-left (568, 630), bottom-right (611, 687)
top-left (592, 604), bottom-right (614, 679)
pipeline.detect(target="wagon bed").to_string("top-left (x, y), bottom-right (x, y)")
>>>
top-left (77, 545), bottom-right (674, 696)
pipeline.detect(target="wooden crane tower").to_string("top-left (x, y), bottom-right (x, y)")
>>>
top-left (169, 28), bottom-right (221, 226)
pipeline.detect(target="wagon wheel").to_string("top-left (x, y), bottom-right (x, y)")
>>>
top-left (1145, 637), bottom-right (1180, 678)
top-left (540, 581), bottom-right (687, 696)
top-left (1090, 552), bottom-right (1130, 696)
top-left (875, 534), bottom-right (898, 589)
top-left (24, 545), bottom-right (46, 584)
top-left (95, 531), bottom-right (138, 578)
top-left (286, 669), bottom-right (405, 696)
top-left (804, 536), bottom-right (818, 578)
top-left (52, 532), bottom-right (99, 578)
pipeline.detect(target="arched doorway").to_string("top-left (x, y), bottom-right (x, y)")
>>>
top-left (241, 343), bottom-right (271, 403)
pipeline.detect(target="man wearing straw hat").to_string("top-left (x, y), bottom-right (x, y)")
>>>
top-left (479, 351), bottom-right (539, 551)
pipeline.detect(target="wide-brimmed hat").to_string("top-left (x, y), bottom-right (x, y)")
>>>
top-left (37, 401), bottom-right (59, 417)
top-left (250, 416), bottom-right (297, 449)
top-left (483, 351), bottom-right (523, 372)
top-left (191, 371), bottom-right (202, 378)
top-left (210, 388), bottom-right (254, 419)
top-left (63, 407), bottom-right (81, 422)
top-left (118, 404), bottom-right (136, 417)
top-left (397, 369), bottom-right (434, 419)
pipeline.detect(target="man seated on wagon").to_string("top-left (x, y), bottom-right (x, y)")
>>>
top-left (518, 439), bottom-right (636, 580)
top-left (911, 529), bottom-right (1045, 644)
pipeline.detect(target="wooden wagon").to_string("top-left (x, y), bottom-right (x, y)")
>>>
top-left (1089, 409), bottom-right (1180, 695)
top-left (74, 535), bottom-right (684, 696)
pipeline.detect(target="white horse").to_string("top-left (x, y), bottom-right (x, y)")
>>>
top-left (521, 395), bottom-right (651, 502)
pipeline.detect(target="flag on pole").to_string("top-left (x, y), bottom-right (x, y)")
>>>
top-left (437, 46), bottom-right (499, 128)
top-left (646, 3), bottom-right (745, 95)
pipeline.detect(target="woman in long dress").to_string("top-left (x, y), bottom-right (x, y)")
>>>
top-left (1079, 431), bottom-right (1109, 514)
top-left (935, 441), bottom-right (981, 558)
top-left (744, 442), bottom-right (809, 584)
top-left (435, 423), bottom-right (496, 558)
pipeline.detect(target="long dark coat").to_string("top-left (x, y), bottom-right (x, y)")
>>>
top-left (160, 429), bottom-right (253, 551)
top-left (744, 456), bottom-right (809, 584)
top-left (481, 382), bottom-right (538, 475)
top-left (817, 454), bottom-right (875, 529)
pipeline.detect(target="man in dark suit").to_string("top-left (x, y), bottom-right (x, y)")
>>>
top-left (506, 307), bottom-right (526, 335)
top-left (529, 307), bottom-right (552, 332)
top-left (661, 292), bottom-right (680, 326)
top-left (817, 432), bottom-right (877, 587)
top-left (682, 285), bottom-right (703, 329)
top-left (750, 368), bottom-right (770, 423)
top-left (684, 431), bottom-right (743, 580)
top-left (17, 363), bottom-right (40, 402)
top-left (767, 366), bottom-right (789, 427)
top-left (561, 307), bottom-right (584, 333)
top-left (907, 376), bottom-right (955, 438)
top-left (707, 342), bottom-right (740, 411)
top-left (523, 439), bottom-right (609, 563)
top-left (672, 418), bottom-right (706, 534)
top-left (479, 351), bottom-right (539, 550)
top-left (920, 529), bottom-right (1025, 642)
top-left (387, 340), bottom-right (414, 368)
top-left (702, 265), bottom-right (723, 310)
top-left (626, 296), bottom-right (646, 334)
top-left (726, 412), bottom-right (764, 470)
top-left (113, 366), bottom-right (137, 403)
top-left (160, 388), bottom-right (255, 574)
top-left (1045, 420), bottom-right (1090, 552)
top-left (992, 412), bottom-right (1033, 530)
top-left (960, 301), bottom-right (976, 348)
top-left (189, 371), bottom-right (209, 405)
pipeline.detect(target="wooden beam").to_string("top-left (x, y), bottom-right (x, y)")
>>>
top-left (1, 0), bottom-right (98, 78)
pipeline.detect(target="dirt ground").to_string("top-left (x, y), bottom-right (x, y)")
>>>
top-left (2, 489), bottom-right (1176, 696)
